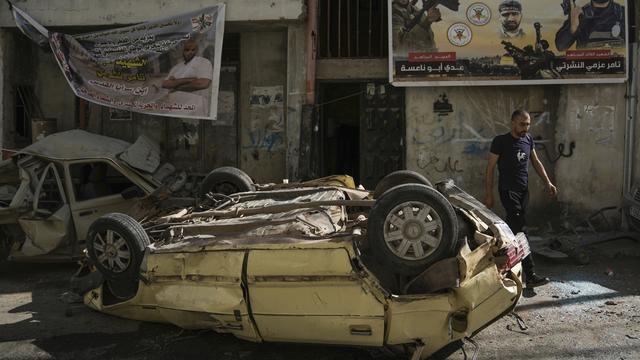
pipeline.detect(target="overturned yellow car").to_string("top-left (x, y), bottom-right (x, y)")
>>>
top-left (77, 171), bottom-right (528, 358)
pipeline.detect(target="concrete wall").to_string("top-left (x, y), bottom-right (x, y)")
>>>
top-left (1, 29), bottom-right (43, 149)
top-left (0, 0), bottom-right (305, 26)
top-left (34, 51), bottom-right (76, 131)
top-left (405, 86), bottom-right (557, 223)
top-left (555, 85), bottom-right (627, 217)
top-left (404, 83), bottom-right (628, 226)
top-left (316, 59), bottom-right (388, 80)
top-left (286, 24), bottom-right (306, 181)
top-left (239, 31), bottom-right (287, 183)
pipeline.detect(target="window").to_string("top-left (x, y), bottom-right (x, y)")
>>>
top-left (36, 165), bottom-right (65, 214)
top-left (318, 0), bottom-right (388, 58)
top-left (70, 162), bottom-right (137, 201)
top-left (14, 85), bottom-right (39, 143)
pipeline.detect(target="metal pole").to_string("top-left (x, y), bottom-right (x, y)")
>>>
top-left (338, 0), bottom-right (342, 57)
top-left (624, 42), bottom-right (638, 195)
top-left (368, 0), bottom-right (373, 56)
top-left (356, 0), bottom-right (360, 55)
top-left (306, 0), bottom-right (318, 105)
top-left (347, 0), bottom-right (351, 57)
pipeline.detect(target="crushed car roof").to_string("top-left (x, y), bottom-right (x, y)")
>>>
top-left (17, 129), bottom-right (131, 160)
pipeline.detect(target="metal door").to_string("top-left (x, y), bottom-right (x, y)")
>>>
top-left (359, 83), bottom-right (405, 189)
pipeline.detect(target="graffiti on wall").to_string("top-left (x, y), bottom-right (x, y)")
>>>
top-left (246, 86), bottom-right (285, 153)
top-left (411, 102), bottom-right (563, 184)
top-left (417, 152), bottom-right (464, 173)
top-left (433, 93), bottom-right (453, 116)
top-left (577, 105), bottom-right (616, 146)
top-left (413, 110), bottom-right (552, 156)
top-left (217, 90), bottom-right (236, 126)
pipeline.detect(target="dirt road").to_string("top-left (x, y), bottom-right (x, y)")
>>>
top-left (1, 240), bottom-right (638, 360)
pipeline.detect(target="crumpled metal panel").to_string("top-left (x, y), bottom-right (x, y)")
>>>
top-left (118, 135), bottom-right (161, 173)
top-left (165, 189), bottom-right (347, 242)
top-left (457, 241), bottom-right (494, 282)
top-left (16, 204), bottom-right (71, 256)
top-left (17, 129), bottom-right (130, 160)
top-left (386, 244), bottom-right (521, 358)
top-left (151, 235), bottom-right (354, 254)
top-left (247, 248), bottom-right (354, 277)
top-left (87, 249), bottom-right (261, 341)
top-left (246, 247), bottom-right (385, 346)
top-left (86, 286), bottom-right (260, 341)
top-left (144, 251), bottom-right (245, 314)
top-left (253, 316), bottom-right (385, 346)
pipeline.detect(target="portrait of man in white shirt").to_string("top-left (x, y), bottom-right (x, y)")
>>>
top-left (162, 38), bottom-right (213, 117)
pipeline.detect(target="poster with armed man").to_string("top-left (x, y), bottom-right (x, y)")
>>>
top-left (389, 0), bottom-right (628, 86)
top-left (10, 2), bottom-right (225, 120)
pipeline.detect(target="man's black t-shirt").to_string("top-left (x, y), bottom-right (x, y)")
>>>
top-left (490, 133), bottom-right (534, 191)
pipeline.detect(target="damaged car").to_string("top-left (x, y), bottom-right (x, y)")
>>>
top-left (0, 129), bottom-right (255, 263)
top-left (77, 170), bottom-right (529, 358)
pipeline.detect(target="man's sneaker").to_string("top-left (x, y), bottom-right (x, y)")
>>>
top-left (526, 273), bottom-right (550, 288)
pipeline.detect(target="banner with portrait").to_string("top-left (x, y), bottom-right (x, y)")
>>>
top-left (11, 3), bottom-right (225, 120)
top-left (388, 0), bottom-right (628, 86)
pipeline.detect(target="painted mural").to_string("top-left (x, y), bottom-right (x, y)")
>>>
top-left (389, 0), bottom-right (628, 86)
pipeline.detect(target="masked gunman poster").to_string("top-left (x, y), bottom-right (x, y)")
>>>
top-left (11, 3), bottom-right (225, 120)
top-left (389, 0), bottom-right (628, 86)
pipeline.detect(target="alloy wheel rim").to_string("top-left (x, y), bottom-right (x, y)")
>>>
top-left (383, 201), bottom-right (443, 261)
top-left (93, 229), bottom-right (131, 273)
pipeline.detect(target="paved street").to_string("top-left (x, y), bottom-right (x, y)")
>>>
top-left (1, 239), bottom-right (639, 360)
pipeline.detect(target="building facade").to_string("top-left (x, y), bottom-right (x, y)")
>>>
top-left (0, 0), bottom-right (307, 183)
top-left (0, 0), bottom-right (639, 227)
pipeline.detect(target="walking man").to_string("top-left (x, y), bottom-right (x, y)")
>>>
top-left (484, 110), bottom-right (557, 288)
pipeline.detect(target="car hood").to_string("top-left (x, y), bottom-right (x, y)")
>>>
top-left (17, 129), bottom-right (130, 160)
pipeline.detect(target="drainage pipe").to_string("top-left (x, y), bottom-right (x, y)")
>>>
top-left (305, 0), bottom-right (318, 105)
top-left (624, 42), bottom-right (638, 195)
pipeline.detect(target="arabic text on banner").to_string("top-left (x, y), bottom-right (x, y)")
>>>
top-left (11, 3), bottom-right (226, 120)
top-left (389, 0), bottom-right (627, 86)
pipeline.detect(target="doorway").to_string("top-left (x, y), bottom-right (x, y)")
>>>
top-left (318, 82), bottom-right (405, 189)
top-left (319, 83), bottom-right (361, 184)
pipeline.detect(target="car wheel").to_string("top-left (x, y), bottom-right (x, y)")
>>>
top-left (87, 213), bottom-right (149, 282)
top-left (198, 166), bottom-right (255, 199)
top-left (373, 170), bottom-right (433, 199)
top-left (368, 183), bottom-right (459, 276)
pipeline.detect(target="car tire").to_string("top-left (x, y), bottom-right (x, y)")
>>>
top-left (368, 183), bottom-right (459, 276)
top-left (373, 170), bottom-right (433, 199)
top-left (87, 213), bottom-right (149, 282)
top-left (198, 166), bottom-right (255, 199)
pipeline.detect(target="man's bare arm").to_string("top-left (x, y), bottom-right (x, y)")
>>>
top-left (162, 77), bottom-right (211, 91)
top-left (531, 149), bottom-right (558, 196)
top-left (484, 152), bottom-right (499, 208)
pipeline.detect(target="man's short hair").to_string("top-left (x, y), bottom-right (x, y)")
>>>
top-left (511, 109), bottom-right (529, 121)
top-left (499, 0), bottom-right (522, 14)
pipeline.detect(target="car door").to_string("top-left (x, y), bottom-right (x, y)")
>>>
top-left (67, 160), bottom-right (142, 242)
top-left (17, 162), bottom-right (74, 256)
top-left (246, 247), bottom-right (386, 346)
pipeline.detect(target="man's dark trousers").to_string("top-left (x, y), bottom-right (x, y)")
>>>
top-left (499, 188), bottom-right (535, 277)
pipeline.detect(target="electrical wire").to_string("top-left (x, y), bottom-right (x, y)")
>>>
top-left (313, 83), bottom-right (394, 109)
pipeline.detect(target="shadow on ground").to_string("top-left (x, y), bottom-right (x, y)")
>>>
top-left (0, 262), bottom-right (375, 360)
